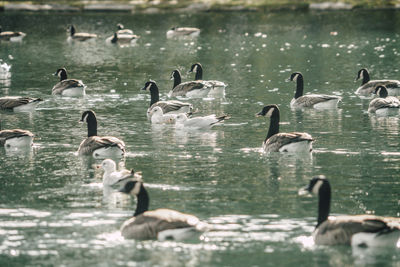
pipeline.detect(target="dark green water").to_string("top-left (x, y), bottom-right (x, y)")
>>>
top-left (0, 10), bottom-right (399, 266)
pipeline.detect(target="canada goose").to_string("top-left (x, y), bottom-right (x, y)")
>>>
top-left (289, 72), bottom-right (341, 109)
top-left (78, 110), bottom-right (126, 158)
top-left (299, 176), bottom-right (400, 247)
top-left (368, 85), bottom-right (400, 115)
top-left (0, 96), bottom-right (43, 112)
top-left (98, 159), bottom-right (137, 187)
top-left (141, 80), bottom-right (193, 118)
top-left (67, 25), bottom-right (97, 42)
top-left (169, 69), bottom-right (212, 98)
top-left (52, 68), bottom-right (86, 96)
top-left (119, 179), bottom-right (208, 240)
top-left (0, 122), bottom-right (33, 149)
top-left (116, 23), bottom-right (134, 35)
top-left (175, 113), bottom-right (229, 129)
top-left (0, 26), bottom-right (26, 42)
top-left (105, 32), bottom-right (139, 46)
top-left (166, 27), bottom-right (200, 39)
top-left (189, 63), bottom-right (227, 88)
top-left (256, 105), bottom-right (314, 153)
top-left (148, 106), bottom-right (177, 124)
top-left (355, 68), bottom-right (400, 96)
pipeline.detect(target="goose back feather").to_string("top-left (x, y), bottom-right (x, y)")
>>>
top-left (67, 25), bottom-right (97, 42)
top-left (169, 70), bottom-right (212, 98)
top-left (0, 96), bottom-right (42, 111)
top-left (0, 128), bottom-right (34, 148)
top-left (368, 86), bottom-right (400, 114)
top-left (0, 26), bottom-right (26, 42)
top-left (166, 27), bottom-right (200, 39)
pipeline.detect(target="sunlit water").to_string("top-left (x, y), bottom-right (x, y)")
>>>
top-left (0, 10), bottom-right (399, 266)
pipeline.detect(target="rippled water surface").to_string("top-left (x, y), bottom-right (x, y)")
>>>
top-left (1, 10), bottom-right (400, 266)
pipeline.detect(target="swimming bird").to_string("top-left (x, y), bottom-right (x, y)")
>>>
top-left (148, 106), bottom-right (178, 124)
top-left (0, 122), bottom-right (34, 149)
top-left (116, 23), bottom-right (134, 35)
top-left (105, 32), bottom-right (139, 46)
top-left (166, 27), bottom-right (200, 39)
top-left (299, 175), bottom-right (400, 247)
top-left (169, 69), bottom-right (212, 98)
top-left (189, 62), bottom-right (227, 88)
top-left (78, 110), bottom-right (126, 158)
top-left (52, 68), bottom-right (86, 96)
top-left (256, 105), bottom-right (314, 153)
top-left (289, 72), bottom-right (341, 109)
top-left (98, 159), bottom-right (137, 187)
top-left (67, 25), bottom-right (97, 42)
top-left (0, 96), bottom-right (42, 112)
top-left (119, 179), bottom-right (208, 240)
top-left (142, 80), bottom-right (193, 119)
top-left (368, 86), bottom-right (400, 115)
top-left (175, 113), bottom-right (229, 130)
top-left (355, 68), bottom-right (400, 96)
top-left (0, 26), bottom-right (26, 42)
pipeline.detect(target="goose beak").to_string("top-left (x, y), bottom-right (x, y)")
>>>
top-left (286, 78), bottom-right (291, 82)
top-left (140, 86), bottom-right (146, 91)
top-left (298, 186), bottom-right (310, 196)
top-left (255, 112), bottom-right (263, 117)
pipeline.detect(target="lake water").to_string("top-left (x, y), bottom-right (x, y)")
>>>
top-left (0, 10), bottom-right (399, 266)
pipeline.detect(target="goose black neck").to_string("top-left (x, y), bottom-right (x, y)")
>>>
top-left (317, 182), bottom-right (331, 227)
top-left (149, 84), bottom-right (160, 106)
top-left (173, 72), bottom-right (181, 88)
top-left (294, 76), bottom-right (304, 99)
top-left (86, 114), bottom-right (97, 137)
top-left (70, 26), bottom-right (75, 37)
top-left (266, 110), bottom-right (280, 140)
top-left (111, 33), bottom-right (117, 44)
top-left (378, 87), bottom-right (388, 98)
top-left (362, 71), bottom-right (370, 85)
top-left (59, 71), bottom-right (67, 81)
top-left (194, 65), bottom-right (203, 80)
top-left (134, 184), bottom-right (149, 216)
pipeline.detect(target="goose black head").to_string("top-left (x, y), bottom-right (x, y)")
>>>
top-left (300, 175), bottom-right (329, 196)
top-left (80, 110), bottom-right (96, 123)
top-left (117, 23), bottom-right (124, 30)
top-left (374, 85), bottom-right (388, 98)
top-left (170, 69), bottom-right (181, 80)
top-left (141, 80), bottom-right (157, 91)
top-left (54, 68), bottom-right (68, 81)
top-left (289, 72), bottom-right (303, 82)
top-left (119, 180), bottom-right (142, 196)
top-left (256, 104), bottom-right (279, 118)
top-left (355, 68), bottom-right (369, 81)
top-left (189, 63), bottom-right (202, 73)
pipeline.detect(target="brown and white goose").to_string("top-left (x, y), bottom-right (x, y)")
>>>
top-left (166, 27), bottom-right (200, 39)
top-left (0, 26), bottom-right (26, 42)
top-left (0, 122), bottom-right (34, 149)
top-left (119, 179), bottom-right (208, 240)
top-left (78, 110), bottom-right (126, 158)
top-left (67, 25), bottom-right (97, 42)
top-left (289, 72), bottom-right (341, 109)
top-left (299, 176), bottom-right (400, 247)
top-left (52, 68), bottom-right (86, 96)
top-left (0, 96), bottom-right (42, 112)
top-left (256, 104), bottom-right (314, 153)
top-left (142, 80), bottom-right (193, 119)
top-left (355, 68), bottom-right (400, 96)
top-left (169, 69), bottom-right (212, 98)
top-left (368, 85), bottom-right (400, 115)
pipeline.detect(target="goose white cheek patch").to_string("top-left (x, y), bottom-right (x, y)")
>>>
top-left (312, 180), bottom-right (324, 195)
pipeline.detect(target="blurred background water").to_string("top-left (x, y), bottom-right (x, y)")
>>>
top-left (0, 10), bottom-right (399, 266)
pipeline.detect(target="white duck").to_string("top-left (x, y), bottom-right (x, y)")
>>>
top-left (98, 159), bottom-right (137, 187)
top-left (149, 106), bottom-right (178, 124)
top-left (175, 113), bottom-right (229, 130)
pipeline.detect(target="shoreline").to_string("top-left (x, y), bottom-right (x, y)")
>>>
top-left (1, 1), bottom-right (400, 13)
